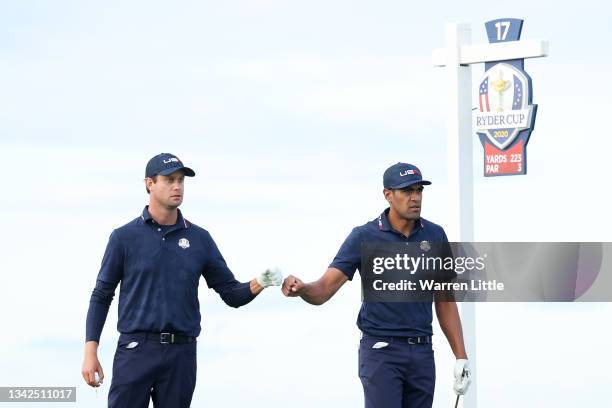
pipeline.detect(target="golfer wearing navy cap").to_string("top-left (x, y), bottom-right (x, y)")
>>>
top-left (282, 162), bottom-right (470, 408)
top-left (81, 153), bottom-right (282, 408)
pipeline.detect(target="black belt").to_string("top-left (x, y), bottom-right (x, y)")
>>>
top-left (365, 335), bottom-right (431, 345)
top-left (393, 336), bottom-right (431, 345)
top-left (135, 332), bottom-right (197, 344)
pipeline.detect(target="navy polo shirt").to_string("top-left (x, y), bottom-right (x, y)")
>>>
top-left (85, 206), bottom-right (255, 342)
top-left (329, 208), bottom-right (449, 337)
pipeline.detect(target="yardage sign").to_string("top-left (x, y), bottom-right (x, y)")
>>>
top-left (474, 18), bottom-right (538, 176)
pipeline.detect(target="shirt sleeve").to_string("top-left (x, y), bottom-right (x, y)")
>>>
top-left (85, 230), bottom-right (123, 343)
top-left (329, 227), bottom-right (363, 280)
top-left (202, 232), bottom-right (255, 308)
top-left (438, 229), bottom-right (458, 283)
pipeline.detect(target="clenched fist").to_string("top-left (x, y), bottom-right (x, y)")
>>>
top-left (282, 275), bottom-right (305, 296)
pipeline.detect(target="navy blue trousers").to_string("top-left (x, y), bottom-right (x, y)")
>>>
top-left (108, 333), bottom-right (197, 408)
top-left (358, 335), bottom-right (435, 408)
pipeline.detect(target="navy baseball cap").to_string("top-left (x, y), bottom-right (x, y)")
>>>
top-left (145, 153), bottom-right (195, 178)
top-left (383, 163), bottom-right (431, 189)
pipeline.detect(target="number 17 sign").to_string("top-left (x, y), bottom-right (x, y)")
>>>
top-left (474, 18), bottom-right (538, 176)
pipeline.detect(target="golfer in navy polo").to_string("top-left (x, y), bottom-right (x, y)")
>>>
top-left (81, 153), bottom-right (282, 408)
top-left (282, 163), bottom-right (471, 408)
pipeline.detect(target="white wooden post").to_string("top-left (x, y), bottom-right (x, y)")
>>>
top-left (444, 23), bottom-right (477, 408)
top-left (432, 21), bottom-right (548, 408)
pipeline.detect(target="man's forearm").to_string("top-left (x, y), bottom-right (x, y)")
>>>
top-left (86, 280), bottom-right (118, 342)
top-left (299, 282), bottom-right (330, 305)
top-left (435, 301), bottom-right (468, 359)
top-left (217, 280), bottom-right (257, 308)
top-left (86, 299), bottom-right (111, 343)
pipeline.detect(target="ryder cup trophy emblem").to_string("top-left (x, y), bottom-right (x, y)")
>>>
top-left (475, 62), bottom-right (534, 151)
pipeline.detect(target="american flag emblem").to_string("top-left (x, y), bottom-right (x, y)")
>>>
top-left (479, 77), bottom-right (490, 112)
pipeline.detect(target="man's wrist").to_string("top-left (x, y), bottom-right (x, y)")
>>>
top-left (85, 341), bottom-right (99, 355)
top-left (250, 278), bottom-right (264, 295)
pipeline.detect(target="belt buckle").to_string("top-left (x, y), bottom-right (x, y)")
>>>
top-left (160, 332), bottom-right (174, 344)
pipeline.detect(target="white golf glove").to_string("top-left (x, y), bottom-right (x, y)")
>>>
top-left (453, 359), bottom-right (471, 395)
top-left (256, 267), bottom-right (283, 288)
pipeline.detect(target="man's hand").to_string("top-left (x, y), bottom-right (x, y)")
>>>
top-left (453, 359), bottom-right (471, 395)
top-left (256, 267), bottom-right (283, 288)
top-left (282, 275), bottom-right (305, 297)
top-left (81, 343), bottom-right (104, 388)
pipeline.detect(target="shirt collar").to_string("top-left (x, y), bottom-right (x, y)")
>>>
top-left (140, 206), bottom-right (189, 229)
top-left (378, 207), bottom-right (424, 235)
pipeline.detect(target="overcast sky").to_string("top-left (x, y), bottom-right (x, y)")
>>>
top-left (1, 1), bottom-right (611, 407)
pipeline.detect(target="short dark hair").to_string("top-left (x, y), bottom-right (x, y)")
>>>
top-left (145, 175), bottom-right (158, 194)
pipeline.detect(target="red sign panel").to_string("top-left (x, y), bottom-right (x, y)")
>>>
top-left (484, 139), bottom-right (525, 176)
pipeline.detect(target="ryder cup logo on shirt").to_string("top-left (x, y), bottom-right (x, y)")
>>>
top-left (420, 240), bottom-right (431, 252)
top-left (178, 238), bottom-right (190, 249)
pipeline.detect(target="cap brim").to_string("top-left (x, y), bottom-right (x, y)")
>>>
top-left (158, 166), bottom-right (196, 177)
top-left (387, 179), bottom-right (432, 189)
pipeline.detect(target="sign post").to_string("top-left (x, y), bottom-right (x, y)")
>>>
top-left (432, 19), bottom-right (548, 406)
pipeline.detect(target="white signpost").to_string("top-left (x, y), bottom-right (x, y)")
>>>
top-left (432, 21), bottom-right (548, 407)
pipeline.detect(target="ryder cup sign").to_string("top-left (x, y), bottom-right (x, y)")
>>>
top-left (474, 19), bottom-right (538, 176)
